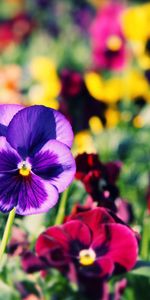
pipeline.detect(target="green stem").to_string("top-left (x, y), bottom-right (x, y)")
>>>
top-left (0, 208), bottom-right (16, 263)
top-left (141, 214), bottom-right (150, 260)
top-left (55, 188), bottom-right (69, 225)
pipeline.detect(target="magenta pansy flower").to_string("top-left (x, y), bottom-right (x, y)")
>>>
top-left (29, 208), bottom-right (138, 277)
top-left (0, 104), bottom-right (75, 215)
top-left (90, 3), bottom-right (126, 71)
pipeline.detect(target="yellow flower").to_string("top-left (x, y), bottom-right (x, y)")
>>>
top-left (29, 56), bottom-right (61, 104)
top-left (84, 72), bottom-right (104, 100)
top-left (73, 130), bottom-right (96, 155)
top-left (123, 69), bottom-right (149, 100)
top-left (138, 54), bottom-right (150, 70)
top-left (105, 108), bottom-right (120, 128)
top-left (89, 116), bottom-right (103, 134)
top-left (121, 5), bottom-right (149, 42)
top-left (84, 72), bottom-right (123, 104)
top-left (28, 84), bottom-right (59, 110)
top-left (104, 77), bottom-right (123, 104)
top-left (29, 56), bottom-right (59, 82)
top-left (142, 3), bottom-right (150, 37)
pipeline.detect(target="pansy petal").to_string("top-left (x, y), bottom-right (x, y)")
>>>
top-left (36, 221), bottom-right (92, 266)
top-left (22, 251), bottom-right (46, 273)
top-left (96, 257), bottom-right (114, 277)
top-left (30, 140), bottom-right (76, 193)
top-left (38, 221), bottom-right (92, 260)
top-left (0, 137), bottom-right (21, 173)
top-left (36, 227), bottom-right (70, 266)
top-left (53, 109), bottom-right (74, 148)
top-left (79, 257), bottom-right (113, 278)
top-left (69, 207), bottom-right (115, 238)
top-left (63, 220), bottom-right (92, 251)
top-left (0, 104), bottom-right (23, 136)
top-left (103, 224), bottom-right (138, 272)
top-left (36, 226), bottom-right (69, 256)
top-left (105, 161), bottom-right (122, 185)
top-left (0, 137), bottom-right (23, 213)
top-left (6, 106), bottom-right (73, 158)
top-left (91, 226), bottom-right (109, 257)
top-left (16, 174), bottom-right (58, 215)
top-left (0, 174), bottom-right (20, 212)
top-left (0, 171), bottom-right (58, 215)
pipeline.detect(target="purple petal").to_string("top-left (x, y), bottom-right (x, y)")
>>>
top-left (0, 137), bottom-right (22, 212)
top-left (21, 251), bottom-right (46, 273)
top-left (0, 137), bottom-right (21, 173)
top-left (0, 104), bottom-right (23, 136)
top-left (53, 109), bottom-right (73, 148)
top-left (16, 174), bottom-right (58, 215)
top-left (6, 106), bottom-right (73, 158)
top-left (0, 172), bottom-right (58, 215)
top-left (30, 140), bottom-right (76, 193)
top-left (0, 174), bottom-right (20, 212)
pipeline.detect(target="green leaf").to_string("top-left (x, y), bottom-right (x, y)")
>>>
top-left (0, 280), bottom-right (20, 300)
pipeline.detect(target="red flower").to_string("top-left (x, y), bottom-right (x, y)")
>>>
top-left (11, 13), bottom-right (35, 43)
top-left (0, 23), bottom-right (14, 50)
top-left (23, 208), bottom-right (138, 280)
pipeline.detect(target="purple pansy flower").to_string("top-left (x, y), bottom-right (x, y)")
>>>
top-left (0, 104), bottom-right (75, 215)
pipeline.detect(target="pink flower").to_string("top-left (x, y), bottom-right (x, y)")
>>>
top-left (90, 3), bottom-right (127, 71)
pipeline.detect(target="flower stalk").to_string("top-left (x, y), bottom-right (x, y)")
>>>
top-left (55, 188), bottom-right (69, 225)
top-left (0, 208), bottom-right (16, 263)
top-left (141, 214), bottom-right (150, 260)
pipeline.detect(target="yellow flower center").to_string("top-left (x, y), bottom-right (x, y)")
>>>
top-left (106, 35), bottom-right (122, 51)
top-left (18, 161), bottom-right (31, 177)
top-left (79, 249), bottom-right (96, 266)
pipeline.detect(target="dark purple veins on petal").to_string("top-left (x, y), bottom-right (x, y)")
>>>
top-left (0, 124), bottom-right (7, 136)
top-left (17, 175), bottom-right (48, 213)
top-left (0, 174), bottom-right (21, 212)
top-left (0, 173), bottom-right (48, 214)
top-left (30, 151), bottom-right (64, 180)
top-left (0, 150), bottom-right (20, 173)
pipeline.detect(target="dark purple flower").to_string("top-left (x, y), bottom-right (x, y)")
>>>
top-left (0, 104), bottom-right (75, 215)
top-left (7, 226), bottom-right (29, 256)
top-left (116, 198), bottom-right (134, 224)
top-left (75, 153), bottom-right (122, 211)
top-left (59, 69), bottom-right (107, 132)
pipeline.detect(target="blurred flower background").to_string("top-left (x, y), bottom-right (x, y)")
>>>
top-left (0, 0), bottom-right (150, 299)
